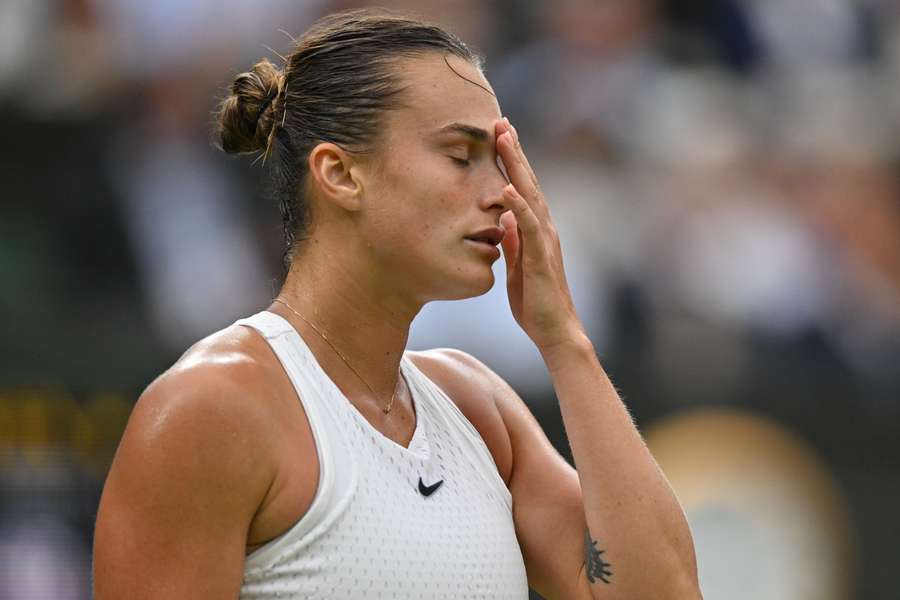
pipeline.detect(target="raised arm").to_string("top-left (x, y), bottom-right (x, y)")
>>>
top-left (491, 116), bottom-right (701, 599)
top-left (92, 361), bottom-right (278, 599)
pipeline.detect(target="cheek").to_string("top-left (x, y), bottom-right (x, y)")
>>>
top-left (370, 151), bottom-right (469, 251)
top-left (384, 161), bottom-right (459, 217)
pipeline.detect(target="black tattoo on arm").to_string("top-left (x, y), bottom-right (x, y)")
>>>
top-left (584, 529), bottom-right (613, 584)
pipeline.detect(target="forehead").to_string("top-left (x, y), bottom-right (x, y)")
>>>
top-left (384, 53), bottom-right (502, 138)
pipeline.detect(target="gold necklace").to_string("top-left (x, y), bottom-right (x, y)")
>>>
top-left (272, 297), bottom-right (397, 414)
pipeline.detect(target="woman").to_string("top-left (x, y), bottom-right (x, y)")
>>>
top-left (93, 9), bottom-right (701, 600)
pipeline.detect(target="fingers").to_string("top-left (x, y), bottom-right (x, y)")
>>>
top-left (500, 118), bottom-right (538, 188)
top-left (502, 182), bottom-right (540, 237)
top-left (495, 119), bottom-right (548, 221)
top-left (496, 125), bottom-right (530, 196)
top-left (499, 210), bottom-right (520, 274)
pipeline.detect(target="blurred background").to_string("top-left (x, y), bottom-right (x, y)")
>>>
top-left (1, 0), bottom-right (898, 598)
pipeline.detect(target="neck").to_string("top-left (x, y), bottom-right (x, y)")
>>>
top-left (269, 241), bottom-right (422, 413)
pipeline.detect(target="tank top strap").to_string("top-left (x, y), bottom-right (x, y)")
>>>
top-left (233, 309), bottom-right (297, 340)
top-left (232, 310), bottom-right (344, 424)
top-left (232, 310), bottom-right (358, 570)
top-left (234, 311), bottom-right (432, 458)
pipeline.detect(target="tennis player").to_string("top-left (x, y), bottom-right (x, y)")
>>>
top-left (93, 9), bottom-right (700, 600)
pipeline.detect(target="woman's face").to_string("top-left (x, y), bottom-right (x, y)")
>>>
top-left (356, 53), bottom-right (509, 303)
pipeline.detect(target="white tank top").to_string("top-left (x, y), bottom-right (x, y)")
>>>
top-left (233, 310), bottom-right (529, 599)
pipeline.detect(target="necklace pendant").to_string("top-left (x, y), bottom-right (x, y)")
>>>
top-left (273, 297), bottom-right (398, 416)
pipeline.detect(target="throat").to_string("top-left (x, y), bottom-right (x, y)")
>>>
top-left (351, 376), bottom-right (419, 450)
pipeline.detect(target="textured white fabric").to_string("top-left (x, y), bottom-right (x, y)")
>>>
top-left (233, 310), bottom-right (529, 599)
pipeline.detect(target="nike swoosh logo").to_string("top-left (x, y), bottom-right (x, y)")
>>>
top-left (418, 476), bottom-right (444, 497)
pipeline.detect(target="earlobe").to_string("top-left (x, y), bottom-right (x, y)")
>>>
top-left (308, 142), bottom-right (362, 211)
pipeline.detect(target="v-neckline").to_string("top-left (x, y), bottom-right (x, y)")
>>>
top-left (266, 310), bottom-right (426, 455)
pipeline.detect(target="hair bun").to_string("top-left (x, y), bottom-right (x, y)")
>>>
top-left (217, 58), bottom-right (284, 154)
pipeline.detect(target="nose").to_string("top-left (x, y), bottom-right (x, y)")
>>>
top-left (477, 157), bottom-right (510, 214)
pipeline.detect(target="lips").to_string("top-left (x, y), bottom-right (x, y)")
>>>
top-left (464, 226), bottom-right (505, 246)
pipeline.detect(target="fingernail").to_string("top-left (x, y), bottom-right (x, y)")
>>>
top-left (503, 116), bottom-right (511, 128)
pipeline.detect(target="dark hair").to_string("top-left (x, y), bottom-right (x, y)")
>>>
top-left (215, 8), bottom-right (483, 273)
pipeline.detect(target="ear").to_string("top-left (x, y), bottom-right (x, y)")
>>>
top-left (308, 142), bottom-right (363, 212)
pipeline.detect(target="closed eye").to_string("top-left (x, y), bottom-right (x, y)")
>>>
top-left (449, 156), bottom-right (471, 167)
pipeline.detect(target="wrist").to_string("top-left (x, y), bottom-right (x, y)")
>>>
top-left (538, 329), bottom-right (594, 364)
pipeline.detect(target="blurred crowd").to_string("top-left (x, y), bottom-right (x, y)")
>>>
top-left (1, 0), bottom-right (899, 598)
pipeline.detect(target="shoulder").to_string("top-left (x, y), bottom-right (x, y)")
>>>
top-left (138, 323), bottom-right (286, 438)
top-left (113, 324), bottom-right (289, 504)
top-left (168, 319), bottom-right (284, 388)
top-left (407, 348), bottom-right (515, 485)
top-left (406, 347), bottom-right (491, 385)
top-left (93, 325), bottom-right (290, 596)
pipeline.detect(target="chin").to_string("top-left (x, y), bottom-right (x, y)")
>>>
top-left (438, 266), bottom-right (496, 301)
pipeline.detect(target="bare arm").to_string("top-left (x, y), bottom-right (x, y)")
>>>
top-left (539, 335), bottom-right (700, 599)
top-left (92, 363), bottom-right (277, 599)
top-left (431, 348), bottom-right (699, 599)
top-left (491, 116), bottom-right (701, 599)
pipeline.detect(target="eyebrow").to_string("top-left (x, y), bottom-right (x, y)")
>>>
top-left (435, 122), bottom-right (490, 143)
